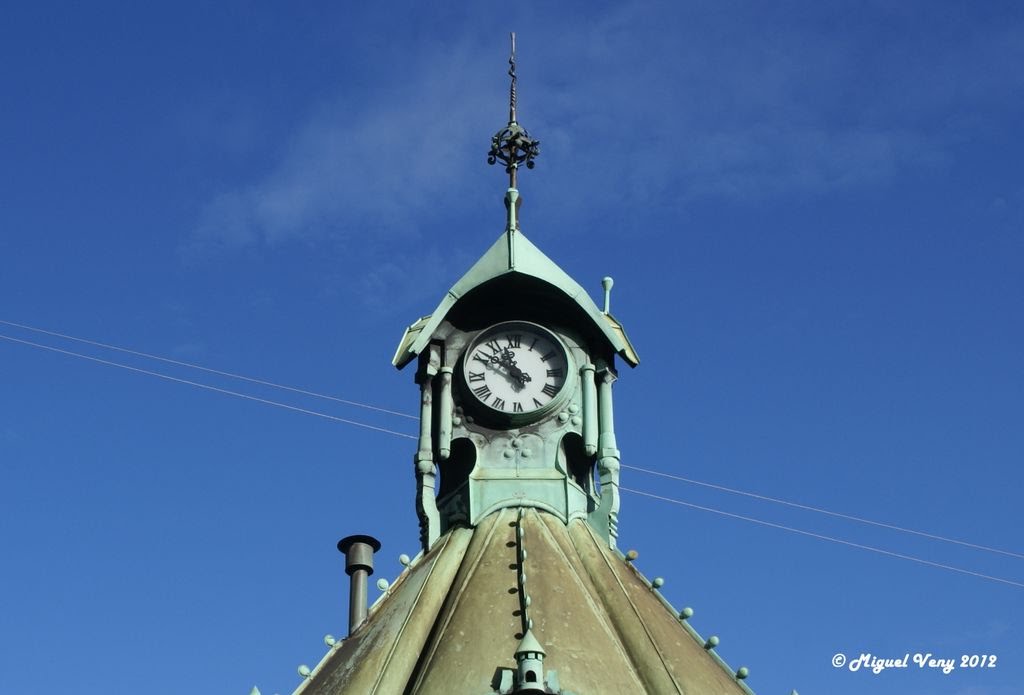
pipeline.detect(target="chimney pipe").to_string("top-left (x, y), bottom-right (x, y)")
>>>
top-left (337, 534), bottom-right (381, 635)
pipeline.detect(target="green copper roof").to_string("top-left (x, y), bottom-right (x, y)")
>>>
top-left (293, 509), bottom-right (753, 695)
top-left (392, 226), bottom-right (639, 369)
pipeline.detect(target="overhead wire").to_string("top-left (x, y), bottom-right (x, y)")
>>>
top-left (3, 320), bottom-right (1021, 588)
top-left (0, 333), bottom-right (417, 441)
top-left (0, 318), bottom-right (416, 420)
top-left (622, 487), bottom-right (1024, 590)
top-left (622, 463), bottom-right (1024, 560)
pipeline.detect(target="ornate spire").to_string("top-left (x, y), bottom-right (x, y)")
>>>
top-left (508, 31), bottom-right (519, 124)
top-left (488, 32), bottom-right (540, 192)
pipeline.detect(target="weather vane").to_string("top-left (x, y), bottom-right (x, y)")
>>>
top-left (488, 32), bottom-right (540, 190)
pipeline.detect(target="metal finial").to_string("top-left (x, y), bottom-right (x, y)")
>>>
top-left (508, 32), bottom-right (517, 123)
top-left (488, 32), bottom-right (540, 191)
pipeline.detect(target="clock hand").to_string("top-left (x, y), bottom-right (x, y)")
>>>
top-left (489, 347), bottom-right (515, 366)
top-left (508, 363), bottom-right (531, 386)
top-left (490, 348), bottom-right (515, 369)
top-left (490, 348), bottom-right (531, 387)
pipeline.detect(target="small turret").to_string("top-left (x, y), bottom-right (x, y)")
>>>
top-left (513, 629), bottom-right (547, 691)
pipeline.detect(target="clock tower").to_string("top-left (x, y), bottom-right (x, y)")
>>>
top-left (392, 36), bottom-right (638, 554)
top-left (287, 35), bottom-right (760, 695)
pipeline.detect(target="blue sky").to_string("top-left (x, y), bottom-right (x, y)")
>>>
top-left (1, 2), bottom-right (1022, 694)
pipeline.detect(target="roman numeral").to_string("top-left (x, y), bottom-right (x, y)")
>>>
top-left (528, 337), bottom-right (538, 351)
top-left (473, 384), bottom-right (492, 401)
top-left (493, 397), bottom-right (506, 410)
top-left (542, 383), bottom-right (558, 397)
top-left (473, 353), bottom-right (490, 364)
top-left (546, 367), bottom-right (563, 379)
top-left (540, 349), bottom-right (556, 362)
top-left (533, 397), bottom-right (544, 408)
top-left (468, 371), bottom-right (485, 382)
top-left (506, 334), bottom-right (521, 348)
top-left (513, 401), bottom-right (524, 412)
top-left (485, 340), bottom-right (502, 355)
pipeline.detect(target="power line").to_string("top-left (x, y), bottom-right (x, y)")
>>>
top-left (0, 318), bottom-right (416, 420)
top-left (5, 320), bottom-right (1021, 579)
top-left (622, 464), bottom-right (1024, 560)
top-left (0, 333), bottom-right (417, 441)
top-left (622, 486), bottom-right (1024, 590)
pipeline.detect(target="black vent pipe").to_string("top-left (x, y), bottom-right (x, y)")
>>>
top-left (337, 534), bottom-right (381, 635)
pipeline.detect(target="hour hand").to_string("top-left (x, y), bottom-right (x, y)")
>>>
top-left (490, 347), bottom-right (514, 366)
top-left (509, 363), bottom-right (531, 386)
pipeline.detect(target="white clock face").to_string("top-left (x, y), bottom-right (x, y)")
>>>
top-left (463, 322), bottom-right (570, 418)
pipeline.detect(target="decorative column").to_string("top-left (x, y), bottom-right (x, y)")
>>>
top-left (580, 362), bottom-right (598, 457)
top-left (437, 366), bottom-right (453, 460)
top-left (593, 365), bottom-right (620, 548)
top-left (414, 344), bottom-right (442, 550)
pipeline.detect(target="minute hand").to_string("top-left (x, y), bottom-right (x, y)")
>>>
top-left (496, 349), bottom-right (531, 386)
top-left (508, 362), bottom-right (531, 386)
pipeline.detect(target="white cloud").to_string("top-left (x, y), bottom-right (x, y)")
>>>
top-left (184, 39), bottom-right (500, 259)
top-left (183, 4), bottom-right (1023, 257)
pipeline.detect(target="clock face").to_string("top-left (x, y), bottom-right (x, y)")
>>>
top-left (462, 321), bottom-right (571, 420)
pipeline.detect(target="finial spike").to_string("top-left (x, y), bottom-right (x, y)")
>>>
top-left (488, 31), bottom-right (540, 193)
top-left (509, 32), bottom-right (517, 123)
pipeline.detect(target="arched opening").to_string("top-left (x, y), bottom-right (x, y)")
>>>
top-left (437, 437), bottom-right (476, 501)
top-left (560, 432), bottom-right (594, 496)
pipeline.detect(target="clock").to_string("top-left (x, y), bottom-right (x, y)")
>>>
top-left (461, 321), bottom-right (572, 422)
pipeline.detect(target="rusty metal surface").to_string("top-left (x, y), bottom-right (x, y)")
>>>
top-left (413, 507), bottom-right (656, 693)
top-left (410, 509), bottom-right (521, 694)
top-left (299, 528), bottom-right (471, 695)
top-left (301, 509), bottom-right (750, 694)
top-left (525, 510), bottom-right (647, 691)
top-left (570, 520), bottom-right (751, 694)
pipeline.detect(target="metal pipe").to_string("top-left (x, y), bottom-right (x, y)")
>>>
top-left (601, 276), bottom-right (614, 314)
top-left (597, 368), bottom-right (618, 457)
top-left (437, 367), bottom-right (453, 460)
top-left (581, 362), bottom-right (597, 456)
top-left (336, 534), bottom-right (381, 635)
top-left (417, 371), bottom-right (434, 465)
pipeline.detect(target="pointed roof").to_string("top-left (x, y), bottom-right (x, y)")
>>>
top-left (392, 228), bottom-right (639, 370)
top-left (514, 629), bottom-right (546, 658)
top-left (293, 509), bottom-right (752, 694)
